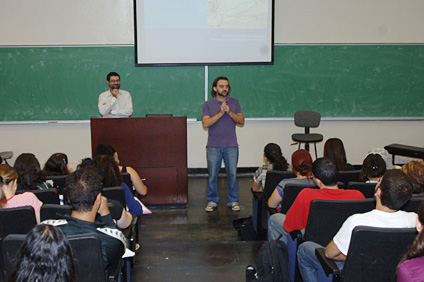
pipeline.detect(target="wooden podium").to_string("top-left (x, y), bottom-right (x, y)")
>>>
top-left (90, 116), bottom-right (188, 206)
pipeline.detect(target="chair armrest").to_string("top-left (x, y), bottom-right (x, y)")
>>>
top-left (315, 248), bottom-right (340, 279)
top-left (290, 230), bottom-right (303, 241)
top-left (267, 207), bottom-right (278, 215)
top-left (251, 189), bottom-right (263, 200)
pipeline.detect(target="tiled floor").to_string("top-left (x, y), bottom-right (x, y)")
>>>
top-left (131, 175), bottom-right (264, 281)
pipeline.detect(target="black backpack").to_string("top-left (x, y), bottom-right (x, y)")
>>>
top-left (249, 237), bottom-right (289, 282)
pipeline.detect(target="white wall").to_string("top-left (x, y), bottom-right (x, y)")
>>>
top-left (1, 119), bottom-right (423, 169)
top-left (2, 0), bottom-right (424, 45)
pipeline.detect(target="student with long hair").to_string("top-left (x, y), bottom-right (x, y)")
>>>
top-left (252, 143), bottom-right (289, 192)
top-left (95, 154), bottom-right (143, 216)
top-left (359, 153), bottom-right (386, 183)
top-left (401, 161), bottom-right (424, 196)
top-left (7, 224), bottom-right (76, 282)
top-left (398, 200), bottom-right (424, 281)
top-left (323, 138), bottom-right (355, 171)
top-left (94, 144), bottom-right (147, 196)
top-left (268, 149), bottom-right (315, 209)
top-left (14, 153), bottom-right (52, 190)
top-left (0, 164), bottom-right (42, 223)
top-left (42, 153), bottom-right (73, 176)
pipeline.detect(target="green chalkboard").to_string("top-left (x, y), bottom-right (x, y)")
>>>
top-left (0, 45), bottom-right (423, 121)
top-left (210, 45), bottom-right (424, 118)
top-left (0, 46), bottom-right (205, 121)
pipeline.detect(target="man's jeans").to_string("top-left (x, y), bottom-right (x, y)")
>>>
top-left (206, 146), bottom-right (239, 205)
top-left (297, 241), bottom-right (345, 282)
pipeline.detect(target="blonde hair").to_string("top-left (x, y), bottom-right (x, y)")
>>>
top-left (0, 164), bottom-right (18, 207)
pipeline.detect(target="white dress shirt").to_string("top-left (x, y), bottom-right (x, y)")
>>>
top-left (98, 90), bottom-right (133, 118)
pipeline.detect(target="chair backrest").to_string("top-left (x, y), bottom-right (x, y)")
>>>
top-left (401, 197), bottom-right (424, 212)
top-left (341, 226), bottom-right (417, 282)
top-left (16, 189), bottom-right (60, 205)
top-left (337, 170), bottom-right (361, 186)
top-left (346, 182), bottom-right (377, 198)
top-left (40, 204), bottom-right (72, 222)
top-left (259, 171), bottom-right (295, 231)
top-left (280, 184), bottom-right (318, 214)
top-left (263, 170), bottom-right (296, 201)
top-left (45, 175), bottom-right (68, 194)
top-left (102, 186), bottom-right (126, 207)
top-left (294, 111), bottom-right (321, 128)
top-left (121, 172), bottom-right (133, 190)
top-left (0, 206), bottom-right (37, 239)
top-left (303, 199), bottom-right (376, 246)
top-left (2, 234), bottom-right (26, 278)
top-left (67, 233), bottom-right (109, 282)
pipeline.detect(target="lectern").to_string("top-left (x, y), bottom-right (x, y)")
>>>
top-left (90, 116), bottom-right (188, 206)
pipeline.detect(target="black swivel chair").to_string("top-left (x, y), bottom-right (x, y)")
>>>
top-left (315, 226), bottom-right (417, 282)
top-left (291, 111), bottom-right (323, 159)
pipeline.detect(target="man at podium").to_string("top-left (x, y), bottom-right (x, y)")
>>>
top-left (98, 72), bottom-right (133, 118)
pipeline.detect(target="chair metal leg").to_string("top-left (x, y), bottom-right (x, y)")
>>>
top-left (305, 142), bottom-right (310, 153)
top-left (314, 143), bottom-right (318, 159)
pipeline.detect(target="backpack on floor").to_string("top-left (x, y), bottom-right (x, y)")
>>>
top-left (254, 237), bottom-right (289, 282)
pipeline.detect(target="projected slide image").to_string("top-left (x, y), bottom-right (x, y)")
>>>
top-left (207, 0), bottom-right (269, 29)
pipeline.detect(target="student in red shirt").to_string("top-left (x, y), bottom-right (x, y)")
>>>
top-left (267, 157), bottom-right (364, 243)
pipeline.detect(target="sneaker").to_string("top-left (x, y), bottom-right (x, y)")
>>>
top-left (228, 202), bottom-right (240, 211)
top-left (205, 202), bottom-right (217, 212)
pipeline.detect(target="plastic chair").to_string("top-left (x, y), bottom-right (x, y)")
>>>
top-left (279, 184), bottom-right (318, 214)
top-left (103, 186), bottom-right (126, 207)
top-left (16, 188), bottom-right (60, 205)
top-left (252, 170), bottom-right (295, 234)
top-left (315, 226), bottom-right (417, 282)
top-left (68, 233), bottom-right (122, 282)
top-left (292, 111), bottom-right (323, 159)
top-left (40, 204), bottom-right (72, 221)
top-left (0, 206), bottom-right (37, 280)
top-left (346, 182), bottom-right (377, 198)
top-left (45, 175), bottom-right (68, 195)
top-left (401, 196), bottom-right (424, 212)
top-left (337, 170), bottom-right (361, 186)
top-left (287, 199), bottom-right (375, 282)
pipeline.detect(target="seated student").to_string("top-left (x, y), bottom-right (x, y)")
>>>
top-left (0, 164), bottom-right (43, 223)
top-left (323, 138), bottom-right (355, 171)
top-left (77, 158), bottom-right (133, 229)
top-left (43, 168), bottom-right (126, 275)
top-left (398, 200), bottom-right (424, 282)
top-left (359, 153), bottom-right (386, 183)
top-left (267, 157), bottom-right (364, 243)
top-left (297, 170), bottom-right (417, 282)
top-left (94, 144), bottom-right (147, 196)
top-left (252, 143), bottom-right (289, 192)
top-left (268, 149), bottom-right (315, 209)
top-left (401, 161), bottom-right (424, 197)
top-left (95, 154), bottom-right (143, 216)
top-left (42, 153), bottom-right (74, 176)
top-left (7, 224), bottom-right (75, 282)
top-left (14, 153), bottom-right (52, 190)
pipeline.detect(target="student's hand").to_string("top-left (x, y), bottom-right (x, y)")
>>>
top-left (98, 196), bottom-right (110, 217)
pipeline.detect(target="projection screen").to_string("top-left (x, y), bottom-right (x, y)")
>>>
top-left (134, 0), bottom-right (274, 66)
